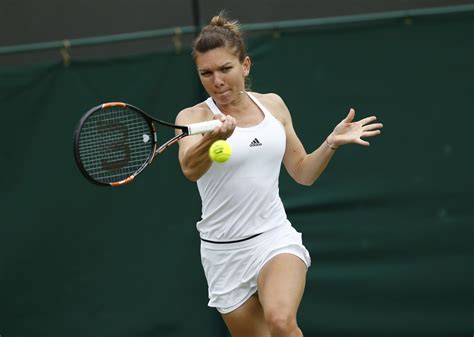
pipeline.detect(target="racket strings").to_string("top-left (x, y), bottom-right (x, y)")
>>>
top-left (78, 106), bottom-right (154, 183)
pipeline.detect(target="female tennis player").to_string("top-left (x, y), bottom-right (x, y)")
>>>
top-left (175, 13), bottom-right (383, 337)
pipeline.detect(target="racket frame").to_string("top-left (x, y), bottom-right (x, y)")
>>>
top-left (73, 102), bottom-right (199, 187)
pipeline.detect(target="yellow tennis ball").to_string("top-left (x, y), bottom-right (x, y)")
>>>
top-left (209, 140), bottom-right (232, 163)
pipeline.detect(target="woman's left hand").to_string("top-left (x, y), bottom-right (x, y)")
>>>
top-left (327, 108), bottom-right (383, 148)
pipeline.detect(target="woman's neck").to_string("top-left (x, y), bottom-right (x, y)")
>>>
top-left (215, 91), bottom-right (251, 116)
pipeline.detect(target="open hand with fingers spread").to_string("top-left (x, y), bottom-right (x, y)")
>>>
top-left (326, 108), bottom-right (383, 149)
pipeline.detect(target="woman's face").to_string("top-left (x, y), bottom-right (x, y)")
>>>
top-left (195, 47), bottom-right (250, 106)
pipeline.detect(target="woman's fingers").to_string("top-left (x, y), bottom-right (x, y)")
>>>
top-left (356, 138), bottom-right (370, 146)
top-left (363, 122), bottom-right (384, 131)
top-left (358, 115), bottom-right (378, 126)
top-left (214, 114), bottom-right (236, 138)
top-left (362, 130), bottom-right (382, 138)
top-left (344, 108), bottom-right (356, 123)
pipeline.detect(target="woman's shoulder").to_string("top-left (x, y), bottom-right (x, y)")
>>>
top-left (250, 92), bottom-right (285, 105)
top-left (249, 92), bottom-right (290, 124)
top-left (176, 101), bottom-right (213, 124)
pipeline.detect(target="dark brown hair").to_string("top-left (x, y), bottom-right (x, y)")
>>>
top-left (192, 12), bottom-right (247, 62)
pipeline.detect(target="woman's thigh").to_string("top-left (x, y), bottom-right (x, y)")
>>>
top-left (257, 253), bottom-right (307, 319)
top-left (221, 294), bottom-right (270, 337)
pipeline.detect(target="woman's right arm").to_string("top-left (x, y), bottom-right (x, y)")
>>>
top-left (175, 107), bottom-right (236, 181)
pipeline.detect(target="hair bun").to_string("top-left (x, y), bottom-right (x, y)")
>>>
top-left (192, 11), bottom-right (247, 64)
top-left (210, 14), bottom-right (241, 36)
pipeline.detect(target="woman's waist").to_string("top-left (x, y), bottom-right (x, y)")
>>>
top-left (199, 219), bottom-right (293, 250)
top-left (197, 207), bottom-right (288, 245)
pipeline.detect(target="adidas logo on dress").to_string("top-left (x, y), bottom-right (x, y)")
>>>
top-left (249, 138), bottom-right (263, 147)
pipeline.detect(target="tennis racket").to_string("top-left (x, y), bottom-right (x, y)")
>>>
top-left (73, 102), bottom-right (221, 186)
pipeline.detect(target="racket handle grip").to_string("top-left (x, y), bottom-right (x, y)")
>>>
top-left (187, 120), bottom-right (222, 135)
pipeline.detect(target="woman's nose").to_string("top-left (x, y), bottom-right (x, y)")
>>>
top-left (213, 74), bottom-right (224, 87)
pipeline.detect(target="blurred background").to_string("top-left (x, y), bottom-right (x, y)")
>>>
top-left (0, 1), bottom-right (473, 337)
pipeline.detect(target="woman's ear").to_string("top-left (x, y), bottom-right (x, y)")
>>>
top-left (243, 56), bottom-right (251, 76)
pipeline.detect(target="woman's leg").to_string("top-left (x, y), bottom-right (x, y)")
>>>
top-left (257, 253), bottom-right (307, 337)
top-left (221, 294), bottom-right (270, 337)
top-left (220, 253), bottom-right (307, 337)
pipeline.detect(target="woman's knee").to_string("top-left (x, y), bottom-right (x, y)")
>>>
top-left (264, 309), bottom-right (299, 336)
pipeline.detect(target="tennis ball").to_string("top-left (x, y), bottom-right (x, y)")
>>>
top-left (209, 140), bottom-right (232, 163)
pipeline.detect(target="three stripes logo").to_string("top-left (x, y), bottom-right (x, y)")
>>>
top-left (249, 138), bottom-right (263, 147)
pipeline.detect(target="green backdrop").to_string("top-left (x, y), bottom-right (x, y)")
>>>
top-left (0, 10), bottom-right (472, 337)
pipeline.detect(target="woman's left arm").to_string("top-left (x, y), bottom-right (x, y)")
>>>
top-left (273, 95), bottom-right (383, 186)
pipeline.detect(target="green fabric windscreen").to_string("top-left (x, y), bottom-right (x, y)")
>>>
top-left (0, 11), bottom-right (472, 337)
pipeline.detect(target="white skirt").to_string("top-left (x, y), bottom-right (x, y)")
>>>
top-left (200, 222), bottom-right (311, 314)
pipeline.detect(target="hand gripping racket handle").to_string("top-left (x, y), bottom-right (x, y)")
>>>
top-left (187, 120), bottom-right (222, 135)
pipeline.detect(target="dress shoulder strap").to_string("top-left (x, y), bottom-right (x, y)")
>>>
top-left (246, 92), bottom-right (270, 117)
top-left (204, 97), bottom-right (222, 116)
top-left (205, 92), bottom-right (274, 119)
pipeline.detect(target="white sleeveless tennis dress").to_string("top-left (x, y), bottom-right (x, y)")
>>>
top-left (197, 92), bottom-right (311, 314)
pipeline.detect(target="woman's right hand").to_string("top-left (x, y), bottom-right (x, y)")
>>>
top-left (208, 114), bottom-right (237, 140)
top-left (176, 110), bottom-right (237, 181)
